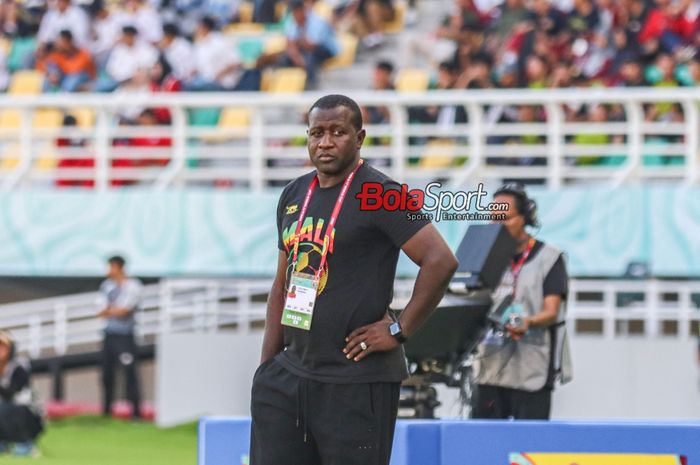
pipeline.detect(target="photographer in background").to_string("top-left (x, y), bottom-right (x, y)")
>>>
top-left (471, 183), bottom-right (572, 420)
top-left (0, 331), bottom-right (43, 457)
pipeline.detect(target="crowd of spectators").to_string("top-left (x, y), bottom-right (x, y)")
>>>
top-left (0, 0), bottom-right (695, 183)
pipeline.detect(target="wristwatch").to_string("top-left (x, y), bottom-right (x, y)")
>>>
top-left (389, 321), bottom-right (407, 343)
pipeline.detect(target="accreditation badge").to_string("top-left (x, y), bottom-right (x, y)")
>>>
top-left (281, 272), bottom-right (319, 330)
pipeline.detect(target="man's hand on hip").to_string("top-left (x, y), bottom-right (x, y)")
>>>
top-left (343, 313), bottom-right (399, 362)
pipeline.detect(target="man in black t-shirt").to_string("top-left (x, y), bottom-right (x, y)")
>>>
top-left (250, 95), bottom-right (458, 465)
top-left (471, 182), bottom-right (570, 420)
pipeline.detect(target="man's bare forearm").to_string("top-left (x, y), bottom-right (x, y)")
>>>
top-left (398, 251), bottom-right (458, 338)
top-left (260, 284), bottom-right (286, 363)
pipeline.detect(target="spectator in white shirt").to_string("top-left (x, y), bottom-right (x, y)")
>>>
top-left (37, 0), bottom-right (90, 49)
top-left (95, 25), bottom-right (158, 92)
top-left (160, 23), bottom-right (194, 81)
top-left (185, 16), bottom-right (260, 91)
top-left (113, 0), bottom-right (163, 44)
top-left (92, 5), bottom-right (123, 69)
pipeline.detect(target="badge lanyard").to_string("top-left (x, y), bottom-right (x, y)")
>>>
top-left (510, 237), bottom-right (535, 298)
top-left (290, 159), bottom-right (364, 278)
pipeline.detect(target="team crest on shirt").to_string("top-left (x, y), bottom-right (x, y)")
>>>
top-left (282, 217), bottom-right (336, 295)
top-left (286, 204), bottom-right (298, 215)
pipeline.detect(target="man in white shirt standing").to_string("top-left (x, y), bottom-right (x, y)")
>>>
top-left (95, 25), bottom-right (158, 92)
top-left (37, 0), bottom-right (90, 49)
top-left (185, 16), bottom-right (261, 91)
top-left (97, 255), bottom-right (143, 420)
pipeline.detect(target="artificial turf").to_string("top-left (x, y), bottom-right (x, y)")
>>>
top-left (3, 416), bottom-right (197, 465)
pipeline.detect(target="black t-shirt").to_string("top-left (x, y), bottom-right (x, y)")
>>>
top-left (513, 239), bottom-right (568, 390)
top-left (275, 163), bottom-right (430, 383)
top-left (512, 240), bottom-right (568, 298)
top-left (0, 363), bottom-right (30, 403)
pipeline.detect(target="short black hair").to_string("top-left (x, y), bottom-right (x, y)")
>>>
top-left (200, 16), bottom-right (217, 32)
top-left (289, 0), bottom-right (305, 10)
top-left (376, 60), bottom-right (394, 74)
top-left (438, 61), bottom-right (457, 74)
top-left (163, 23), bottom-right (179, 37)
top-left (308, 94), bottom-right (363, 131)
top-left (59, 29), bottom-right (73, 42)
top-left (63, 114), bottom-right (77, 126)
top-left (122, 25), bottom-right (138, 36)
top-left (108, 255), bottom-right (126, 268)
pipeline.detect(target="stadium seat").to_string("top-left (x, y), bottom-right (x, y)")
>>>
top-left (8, 70), bottom-right (44, 95)
top-left (263, 34), bottom-right (287, 55)
top-left (238, 1), bottom-right (254, 22)
top-left (238, 37), bottom-right (265, 67)
top-left (262, 68), bottom-right (306, 93)
top-left (419, 139), bottom-right (457, 168)
top-left (0, 109), bottom-right (64, 130)
top-left (313, 2), bottom-right (333, 21)
top-left (395, 68), bottom-right (430, 92)
top-left (70, 108), bottom-right (95, 128)
top-left (382, 1), bottom-right (407, 33)
top-left (224, 23), bottom-right (265, 35)
top-left (0, 37), bottom-right (10, 56)
top-left (7, 36), bottom-right (37, 72)
top-left (201, 107), bottom-right (252, 143)
top-left (323, 33), bottom-right (359, 70)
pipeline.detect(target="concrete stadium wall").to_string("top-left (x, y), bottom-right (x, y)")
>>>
top-left (157, 333), bottom-right (700, 427)
top-left (155, 332), bottom-right (263, 427)
top-left (435, 336), bottom-right (700, 420)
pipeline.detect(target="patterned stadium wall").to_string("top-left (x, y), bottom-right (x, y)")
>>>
top-left (0, 186), bottom-right (698, 277)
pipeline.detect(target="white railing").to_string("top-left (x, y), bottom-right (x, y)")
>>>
top-left (1, 88), bottom-right (699, 191)
top-left (1, 277), bottom-right (699, 358)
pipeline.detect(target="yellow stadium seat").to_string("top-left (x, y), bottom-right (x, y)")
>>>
top-left (0, 142), bottom-right (20, 171)
top-left (313, 2), bottom-right (333, 21)
top-left (224, 23), bottom-right (265, 35)
top-left (323, 33), bottom-right (358, 70)
top-left (33, 109), bottom-right (64, 128)
top-left (264, 68), bottom-right (306, 93)
top-left (264, 34), bottom-right (287, 55)
top-left (419, 139), bottom-right (456, 168)
top-left (0, 37), bottom-right (10, 56)
top-left (36, 143), bottom-right (58, 171)
top-left (8, 70), bottom-right (44, 95)
top-left (70, 107), bottom-right (95, 128)
top-left (239, 1), bottom-right (254, 22)
top-left (395, 68), bottom-right (429, 92)
top-left (383, 1), bottom-right (406, 33)
top-left (275, 1), bottom-right (287, 21)
top-left (220, 107), bottom-right (251, 128)
top-left (0, 108), bottom-right (65, 130)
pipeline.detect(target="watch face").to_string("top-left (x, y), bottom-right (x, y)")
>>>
top-left (390, 322), bottom-right (400, 336)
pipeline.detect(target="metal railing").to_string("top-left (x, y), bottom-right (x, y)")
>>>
top-left (2, 277), bottom-right (699, 359)
top-left (0, 88), bottom-right (699, 191)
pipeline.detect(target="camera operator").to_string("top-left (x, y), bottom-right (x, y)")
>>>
top-left (471, 183), bottom-right (572, 420)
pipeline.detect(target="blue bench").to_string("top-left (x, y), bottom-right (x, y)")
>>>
top-left (199, 417), bottom-right (700, 465)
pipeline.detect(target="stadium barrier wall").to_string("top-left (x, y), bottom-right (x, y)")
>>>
top-left (1, 186), bottom-right (700, 277)
top-left (160, 334), bottom-right (700, 426)
top-left (198, 417), bottom-right (700, 465)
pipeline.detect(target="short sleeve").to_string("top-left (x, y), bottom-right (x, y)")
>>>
top-left (115, 280), bottom-right (143, 311)
top-left (543, 255), bottom-right (568, 297)
top-left (371, 181), bottom-right (431, 248)
top-left (277, 186), bottom-right (289, 251)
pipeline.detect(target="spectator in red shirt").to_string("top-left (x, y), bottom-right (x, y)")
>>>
top-left (41, 29), bottom-right (95, 92)
top-left (149, 54), bottom-right (181, 124)
top-left (128, 109), bottom-right (171, 168)
top-left (56, 114), bottom-right (93, 188)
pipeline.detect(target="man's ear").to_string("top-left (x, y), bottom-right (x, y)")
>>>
top-left (356, 128), bottom-right (366, 150)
